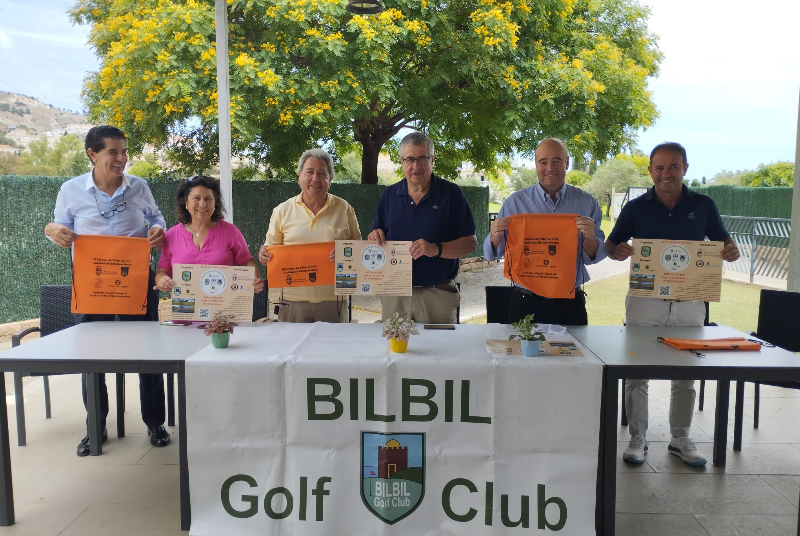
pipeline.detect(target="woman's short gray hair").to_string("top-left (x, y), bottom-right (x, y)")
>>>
top-left (297, 148), bottom-right (334, 179)
top-left (398, 131), bottom-right (434, 159)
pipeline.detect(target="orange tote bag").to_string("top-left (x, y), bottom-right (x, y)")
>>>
top-left (71, 235), bottom-right (151, 314)
top-left (504, 213), bottom-right (579, 299)
top-left (265, 241), bottom-right (335, 288)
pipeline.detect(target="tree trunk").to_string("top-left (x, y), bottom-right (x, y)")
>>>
top-left (352, 103), bottom-right (408, 184)
top-left (361, 141), bottom-right (380, 185)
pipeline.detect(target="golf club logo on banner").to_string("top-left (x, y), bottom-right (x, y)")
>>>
top-left (361, 432), bottom-right (425, 525)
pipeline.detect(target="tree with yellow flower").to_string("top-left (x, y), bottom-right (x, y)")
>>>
top-left (71, 0), bottom-right (662, 183)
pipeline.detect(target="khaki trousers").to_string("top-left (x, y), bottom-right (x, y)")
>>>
top-left (380, 286), bottom-right (460, 324)
top-left (624, 296), bottom-right (706, 438)
top-left (278, 299), bottom-right (348, 323)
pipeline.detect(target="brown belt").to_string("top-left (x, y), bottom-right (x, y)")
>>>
top-left (414, 279), bottom-right (458, 294)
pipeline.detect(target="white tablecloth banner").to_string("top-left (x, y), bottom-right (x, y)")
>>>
top-left (187, 323), bottom-right (602, 536)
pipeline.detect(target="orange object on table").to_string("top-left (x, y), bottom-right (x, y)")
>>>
top-left (657, 337), bottom-right (762, 351)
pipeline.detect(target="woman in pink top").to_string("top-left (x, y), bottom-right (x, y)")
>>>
top-left (153, 176), bottom-right (265, 293)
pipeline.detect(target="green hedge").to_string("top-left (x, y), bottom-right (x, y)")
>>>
top-left (691, 185), bottom-right (793, 219)
top-left (0, 175), bottom-right (488, 322)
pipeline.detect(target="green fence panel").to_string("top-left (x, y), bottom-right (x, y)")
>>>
top-left (691, 185), bottom-right (793, 219)
top-left (0, 175), bottom-right (488, 322)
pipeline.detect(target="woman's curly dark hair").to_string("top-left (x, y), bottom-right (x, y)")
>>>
top-left (174, 175), bottom-right (225, 224)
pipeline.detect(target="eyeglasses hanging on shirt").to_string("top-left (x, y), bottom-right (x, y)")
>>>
top-left (95, 189), bottom-right (126, 218)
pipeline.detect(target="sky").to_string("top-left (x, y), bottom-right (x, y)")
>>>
top-left (0, 0), bottom-right (798, 181)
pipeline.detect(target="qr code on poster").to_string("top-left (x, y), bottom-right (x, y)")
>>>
top-left (199, 308), bottom-right (210, 319)
top-left (658, 285), bottom-right (670, 297)
top-left (360, 283), bottom-right (371, 294)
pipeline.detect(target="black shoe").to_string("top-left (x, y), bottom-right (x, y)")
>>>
top-left (76, 427), bottom-right (109, 457)
top-left (147, 425), bottom-right (171, 447)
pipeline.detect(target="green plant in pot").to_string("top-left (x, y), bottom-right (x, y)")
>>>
top-left (382, 313), bottom-right (419, 353)
top-left (203, 311), bottom-right (238, 349)
top-left (509, 313), bottom-right (545, 357)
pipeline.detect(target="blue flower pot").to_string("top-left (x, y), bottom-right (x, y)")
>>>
top-left (520, 340), bottom-right (541, 357)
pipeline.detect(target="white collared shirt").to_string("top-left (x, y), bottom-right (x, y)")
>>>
top-left (53, 171), bottom-right (165, 238)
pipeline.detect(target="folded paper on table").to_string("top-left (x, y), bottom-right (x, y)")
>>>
top-left (486, 339), bottom-right (584, 357)
top-left (504, 213), bottom-right (579, 298)
top-left (265, 241), bottom-right (334, 289)
top-left (657, 337), bottom-right (761, 351)
top-left (71, 235), bottom-right (150, 314)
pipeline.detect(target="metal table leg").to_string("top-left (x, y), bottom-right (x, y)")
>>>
top-left (0, 375), bottom-right (15, 525)
top-left (178, 362), bottom-right (191, 531)
top-left (601, 367), bottom-right (620, 535)
top-left (713, 380), bottom-right (730, 466)
top-left (87, 373), bottom-right (103, 456)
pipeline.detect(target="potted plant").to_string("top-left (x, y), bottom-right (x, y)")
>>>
top-left (203, 311), bottom-right (238, 349)
top-left (509, 313), bottom-right (546, 357)
top-left (381, 313), bottom-right (419, 353)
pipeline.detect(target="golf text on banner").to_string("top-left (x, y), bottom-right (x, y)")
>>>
top-left (186, 322), bottom-right (602, 535)
top-left (265, 242), bottom-right (335, 289)
top-left (503, 214), bottom-right (579, 298)
top-left (71, 235), bottom-right (150, 314)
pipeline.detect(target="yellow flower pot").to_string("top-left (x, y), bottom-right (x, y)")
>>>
top-left (390, 338), bottom-right (408, 353)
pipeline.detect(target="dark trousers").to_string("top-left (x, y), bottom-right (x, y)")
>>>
top-left (75, 269), bottom-right (165, 432)
top-left (508, 287), bottom-right (588, 326)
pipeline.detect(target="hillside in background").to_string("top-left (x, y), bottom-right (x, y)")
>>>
top-left (0, 91), bottom-right (91, 150)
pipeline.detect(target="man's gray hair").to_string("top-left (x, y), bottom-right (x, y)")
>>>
top-left (297, 148), bottom-right (334, 179)
top-left (398, 131), bottom-right (435, 159)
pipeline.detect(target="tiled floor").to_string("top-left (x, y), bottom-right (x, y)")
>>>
top-left (2, 373), bottom-right (799, 535)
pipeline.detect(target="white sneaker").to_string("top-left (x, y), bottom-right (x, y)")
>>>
top-left (623, 435), bottom-right (648, 464)
top-left (668, 436), bottom-right (707, 466)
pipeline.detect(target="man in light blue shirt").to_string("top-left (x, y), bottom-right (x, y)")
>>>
top-left (482, 138), bottom-right (605, 324)
top-left (44, 125), bottom-right (171, 457)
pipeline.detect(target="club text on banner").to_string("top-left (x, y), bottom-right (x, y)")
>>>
top-left (71, 234), bottom-right (151, 314)
top-left (503, 214), bottom-right (579, 298)
top-left (265, 242), bottom-right (335, 289)
top-left (186, 323), bottom-right (602, 535)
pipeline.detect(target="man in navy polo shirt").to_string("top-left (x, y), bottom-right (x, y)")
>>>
top-left (606, 141), bottom-right (740, 467)
top-left (368, 131), bottom-right (477, 323)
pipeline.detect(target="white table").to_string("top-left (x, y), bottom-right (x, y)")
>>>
top-left (0, 321), bottom-right (211, 530)
top-left (568, 325), bottom-right (800, 536)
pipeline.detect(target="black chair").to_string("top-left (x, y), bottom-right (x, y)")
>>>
top-left (485, 285), bottom-right (514, 324)
top-left (732, 289), bottom-right (800, 450)
top-left (620, 301), bottom-right (713, 426)
top-left (11, 285), bottom-right (126, 446)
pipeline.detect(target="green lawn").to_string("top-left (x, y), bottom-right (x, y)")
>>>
top-left (585, 273), bottom-right (763, 332)
top-left (469, 272), bottom-right (764, 333)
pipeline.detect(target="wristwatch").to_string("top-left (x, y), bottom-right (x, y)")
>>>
top-left (434, 242), bottom-right (442, 258)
